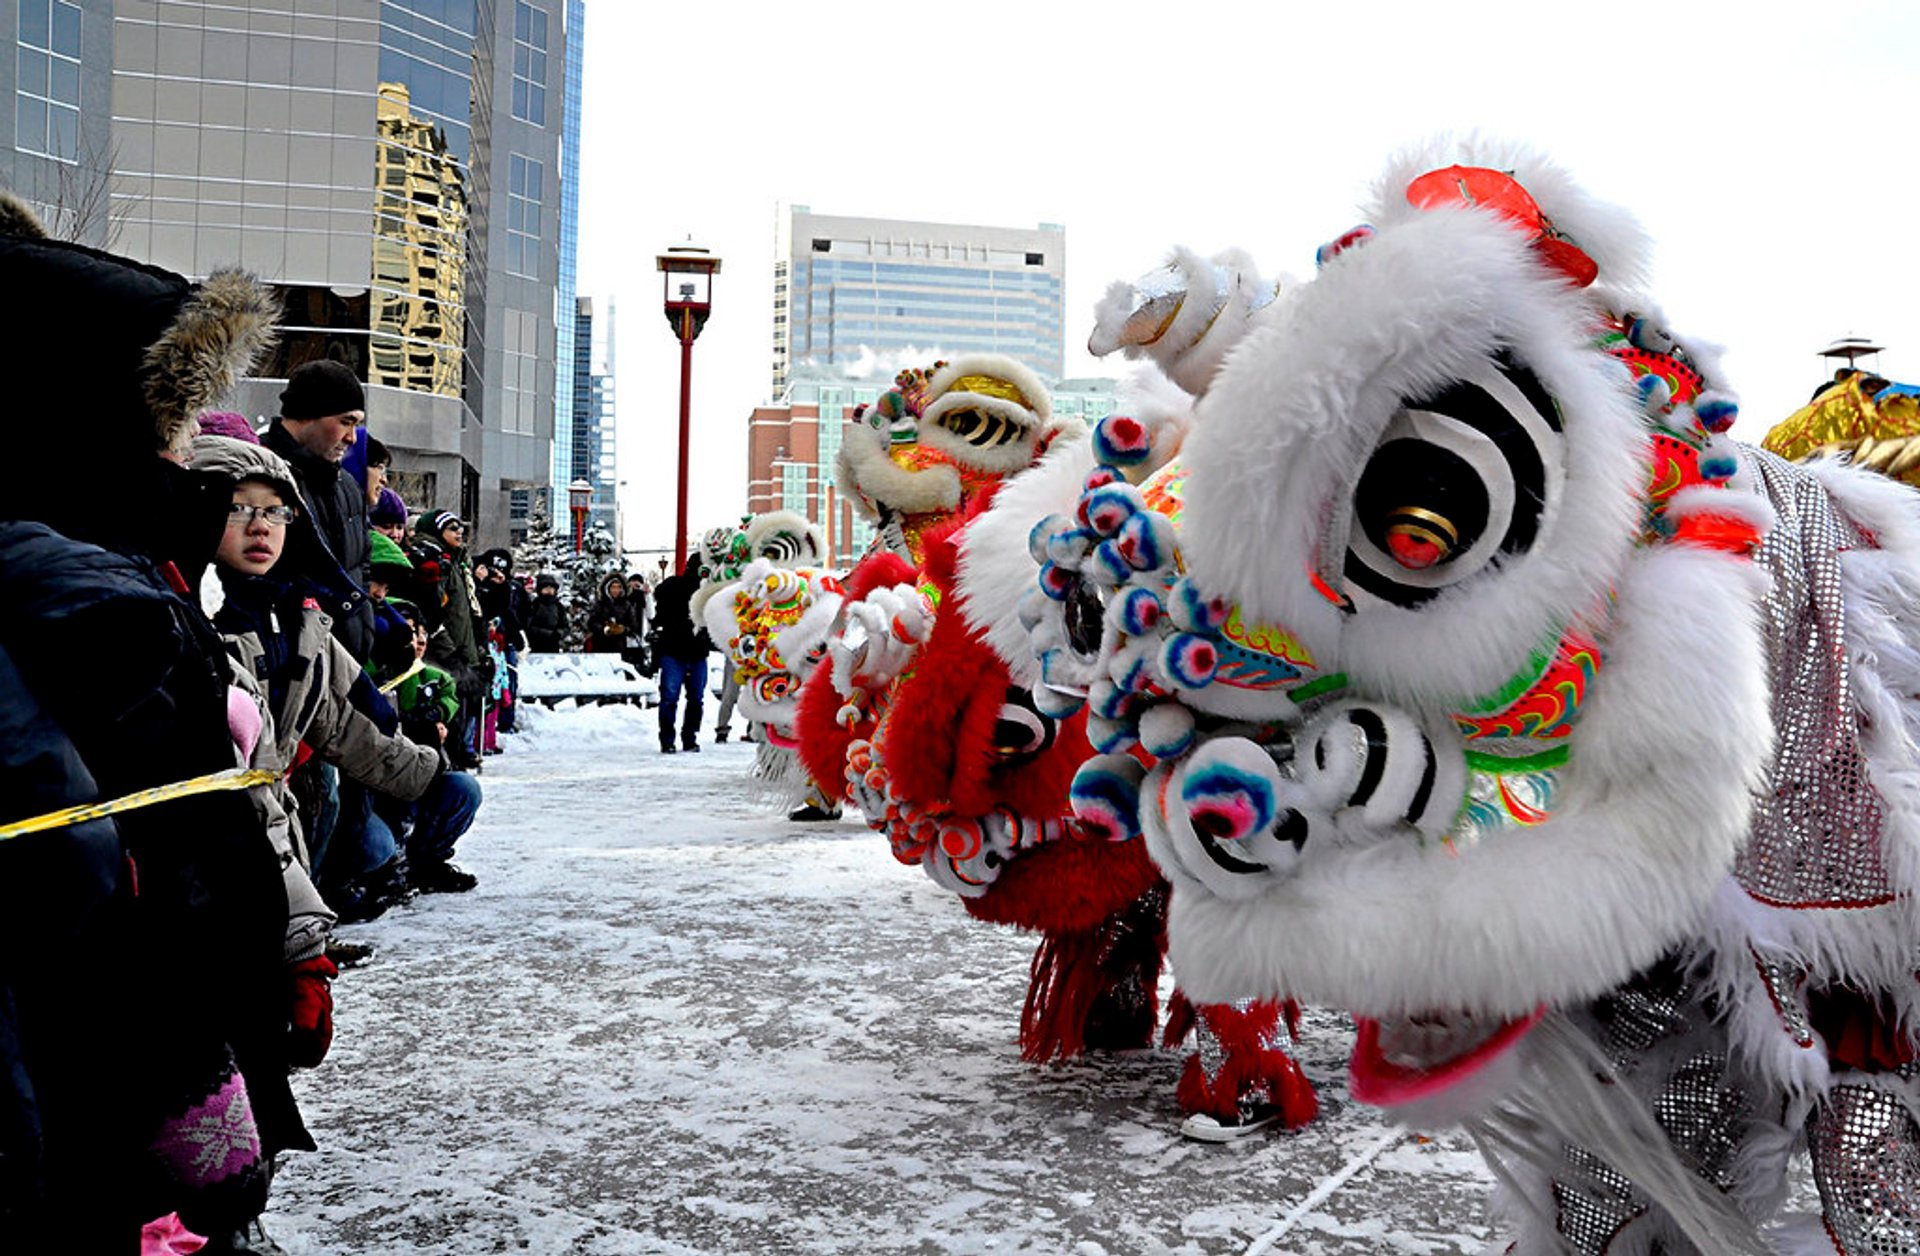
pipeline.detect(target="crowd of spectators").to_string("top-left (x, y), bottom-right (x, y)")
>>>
top-left (0, 198), bottom-right (514, 1254)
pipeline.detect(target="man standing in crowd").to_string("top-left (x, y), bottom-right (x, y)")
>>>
top-left (648, 554), bottom-right (713, 754)
top-left (263, 360), bottom-right (374, 660)
top-left (409, 510), bottom-right (487, 769)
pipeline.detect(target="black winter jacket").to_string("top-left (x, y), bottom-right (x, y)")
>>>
top-left (648, 572), bottom-right (712, 662)
top-left (525, 592), bottom-right (567, 653)
top-left (263, 420), bottom-right (374, 660)
top-left (0, 522), bottom-right (296, 1240)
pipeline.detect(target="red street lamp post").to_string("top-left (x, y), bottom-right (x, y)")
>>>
top-left (657, 241), bottom-right (721, 574)
top-left (567, 477), bottom-right (592, 552)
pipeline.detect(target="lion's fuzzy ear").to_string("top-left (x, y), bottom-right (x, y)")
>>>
top-left (142, 266), bottom-right (281, 455)
top-left (0, 190), bottom-right (49, 240)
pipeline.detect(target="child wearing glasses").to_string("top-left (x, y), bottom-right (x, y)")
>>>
top-left (190, 436), bottom-right (483, 931)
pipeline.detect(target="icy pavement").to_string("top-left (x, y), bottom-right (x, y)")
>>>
top-left (267, 701), bottom-right (1497, 1255)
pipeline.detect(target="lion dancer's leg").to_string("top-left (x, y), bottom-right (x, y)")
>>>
top-left (1020, 882), bottom-right (1168, 1061)
top-left (1804, 1075), bottom-right (1920, 1253)
top-left (1165, 995), bottom-right (1318, 1142)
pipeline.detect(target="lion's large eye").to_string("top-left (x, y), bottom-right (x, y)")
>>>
top-left (1344, 352), bottom-right (1563, 610)
top-left (992, 688), bottom-right (1057, 761)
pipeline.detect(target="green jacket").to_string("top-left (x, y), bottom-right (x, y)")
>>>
top-left (387, 661), bottom-right (460, 725)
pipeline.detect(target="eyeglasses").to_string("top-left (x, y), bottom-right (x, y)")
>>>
top-left (226, 503), bottom-right (298, 528)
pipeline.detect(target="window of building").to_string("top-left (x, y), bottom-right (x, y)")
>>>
top-left (16, 0), bottom-right (82, 163)
top-left (507, 153), bottom-right (542, 277)
top-left (780, 463), bottom-right (808, 514)
top-left (811, 238), bottom-right (829, 252)
top-left (501, 309), bottom-right (542, 435)
top-left (817, 407), bottom-right (841, 488)
top-left (511, 1), bottom-right (548, 126)
top-left (1025, 252), bottom-right (1044, 266)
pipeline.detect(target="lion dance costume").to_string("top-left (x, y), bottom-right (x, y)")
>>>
top-left (788, 353), bottom-right (1317, 1140)
top-left (1044, 140), bottom-right (1920, 1250)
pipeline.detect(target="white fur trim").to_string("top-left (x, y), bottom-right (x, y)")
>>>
top-left (920, 353), bottom-right (1054, 475)
top-left (956, 433), bottom-right (1093, 685)
top-left (1663, 483), bottom-right (1777, 534)
top-left (1163, 543), bottom-right (1773, 1019)
top-left (746, 509), bottom-right (824, 567)
top-left (1183, 207), bottom-right (1646, 702)
top-left (836, 422), bottom-right (960, 518)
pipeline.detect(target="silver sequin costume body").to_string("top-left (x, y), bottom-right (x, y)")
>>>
top-left (1507, 448), bottom-right (1920, 1255)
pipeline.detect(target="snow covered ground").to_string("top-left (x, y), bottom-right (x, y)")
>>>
top-left (266, 700), bottom-right (1499, 1255)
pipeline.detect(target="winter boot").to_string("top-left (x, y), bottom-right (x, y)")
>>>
top-left (714, 726), bottom-right (730, 743)
top-left (200, 1217), bottom-right (289, 1255)
top-left (325, 937), bottom-right (377, 968)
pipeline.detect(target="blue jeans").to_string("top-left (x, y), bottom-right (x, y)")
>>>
top-left (658, 655), bottom-right (707, 748)
top-left (318, 779), bottom-right (397, 892)
top-left (405, 770), bottom-right (482, 868)
top-left (306, 761), bottom-right (341, 876)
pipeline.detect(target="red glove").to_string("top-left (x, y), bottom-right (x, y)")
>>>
top-left (288, 953), bottom-right (339, 1067)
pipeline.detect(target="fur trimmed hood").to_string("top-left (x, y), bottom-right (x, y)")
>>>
top-left (1, 198), bottom-right (278, 461)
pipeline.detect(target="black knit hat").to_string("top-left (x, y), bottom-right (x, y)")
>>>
top-left (422, 509), bottom-right (465, 539)
top-left (279, 359), bottom-right (365, 420)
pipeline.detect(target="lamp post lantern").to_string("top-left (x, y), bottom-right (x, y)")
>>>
top-left (658, 240), bottom-right (721, 573)
top-left (567, 477), bottom-right (592, 552)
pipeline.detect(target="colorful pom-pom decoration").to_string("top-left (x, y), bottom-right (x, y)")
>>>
top-left (1113, 586), bottom-right (1164, 636)
top-left (1698, 438), bottom-right (1739, 483)
top-left (1108, 637), bottom-right (1159, 695)
top-left (1160, 632), bottom-right (1220, 691)
top-left (1079, 466), bottom-right (1122, 504)
top-left (1029, 514), bottom-right (1073, 564)
top-left (1016, 585), bottom-right (1048, 632)
top-left (1039, 561), bottom-right (1077, 601)
top-left (1045, 527), bottom-right (1092, 568)
top-left (1694, 391), bottom-right (1739, 434)
top-left (1114, 510), bottom-right (1175, 573)
top-left (1093, 413), bottom-right (1154, 466)
top-left (1082, 483), bottom-right (1143, 537)
top-left (1089, 678), bottom-right (1134, 722)
top-left (1167, 577), bottom-right (1231, 633)
top-left (1070, 754), bottom-right (1147, 842)
top-left (1088, 714), bottom-right (1140, 756)
top-left (1138, 701), bottom-right (1197, 760)
top-left (1179, 747), bottom-right (1280, 844)
top-left (1032, 678), bottom-right (1087, 720)
top-left (1625, 316), bottom-right (1674, 355)
top-left (1635, 373), bottom-right (1673, 414)
top-left (1088, 539), bottom-right (1136, 588)
top-left (938, 819), bottom-right (984, 861)
top-left (1315, 224), bottom-right (1376, 269)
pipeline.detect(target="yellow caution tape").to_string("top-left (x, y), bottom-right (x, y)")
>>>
top-left (0, 767), bottom-right (280, 842)
top-left (377, 659), bottom-right (426, 694)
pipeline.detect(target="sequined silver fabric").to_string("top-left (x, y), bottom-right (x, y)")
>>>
top-left (1654, 1052), bottom-right (1748, 1189)
top-left (1191, 998), bottom-right (1250, 1084)
top-left (1552, 1145), bottom-right (1647, 1255)
top-left (1588, 957), bottom-right (1694, 1069)
top-left (1752, 948), bottom-right (1817, 1049)
top-left (1735, 449), bottom-right (1893, 908)
top-left (1555, 965), bottom-right (1751, 1241)
top-left (1810, 1079), bottom-right (1920, 1254)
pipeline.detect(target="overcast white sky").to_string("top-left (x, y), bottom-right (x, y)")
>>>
top-left (576, 0), bottom-right (1920, 555)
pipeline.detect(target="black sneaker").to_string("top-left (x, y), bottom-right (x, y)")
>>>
top-left (660, 742), bottom-right (677, 754)
top-left (714, 727), bottom-right (731, 743)
top-left (788, 803), bottom-right (842, 822)
top-left (200, 1219), bottom-right (289, 1255)
top-left (326, 938), bottom-right (377, 968)
top-left (413, 862), bottom-right (479, 894)
top-left (682, 741), bottom-right (700, 753)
